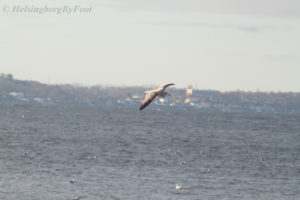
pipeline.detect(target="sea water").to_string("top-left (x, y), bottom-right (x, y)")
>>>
top-left (0, 103), bottom-right (299, 199)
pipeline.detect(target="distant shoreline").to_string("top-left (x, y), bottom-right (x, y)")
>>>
top-left (1, 74), bottom-right (300, 114)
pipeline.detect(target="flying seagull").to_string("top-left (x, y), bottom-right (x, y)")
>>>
top-left (140, 83), bottom-right (174, 111)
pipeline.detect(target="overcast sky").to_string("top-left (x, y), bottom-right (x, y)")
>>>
top-left (1, 0), bottom-right (300, 91)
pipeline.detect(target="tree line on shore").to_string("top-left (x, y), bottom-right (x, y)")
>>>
top-left (1, 74), bottom-right (300, 114)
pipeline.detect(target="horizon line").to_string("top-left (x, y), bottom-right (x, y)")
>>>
top-left (2, 74), bottom-right (300, 94)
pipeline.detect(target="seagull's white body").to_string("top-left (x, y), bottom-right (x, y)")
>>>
top-left (140, 83), bottom-right (174, 111)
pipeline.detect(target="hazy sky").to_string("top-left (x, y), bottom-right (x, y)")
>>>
top-left (1, 0), bottom-right (300, 91)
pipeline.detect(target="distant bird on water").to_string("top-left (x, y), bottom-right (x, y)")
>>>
top-left (140, 83), bottom-right (174, 111)
top-left (69, 178), bottom-right (75, 184)
top-left (175, 184), bottom-right (183, 190)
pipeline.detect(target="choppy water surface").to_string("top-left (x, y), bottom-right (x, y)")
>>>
top-left (0, 103), bottom-right (300, 200)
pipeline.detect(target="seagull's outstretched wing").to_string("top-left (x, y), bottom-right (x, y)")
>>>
top-left (157, 83), bottom-right (175, 90)
top-left (140, 91), bottom-right (157, 111)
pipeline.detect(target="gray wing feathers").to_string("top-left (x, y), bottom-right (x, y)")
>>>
top-left (157, 83), bottom-right (175, 90)
top-left (140, 92), bottom-right (157, 111)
